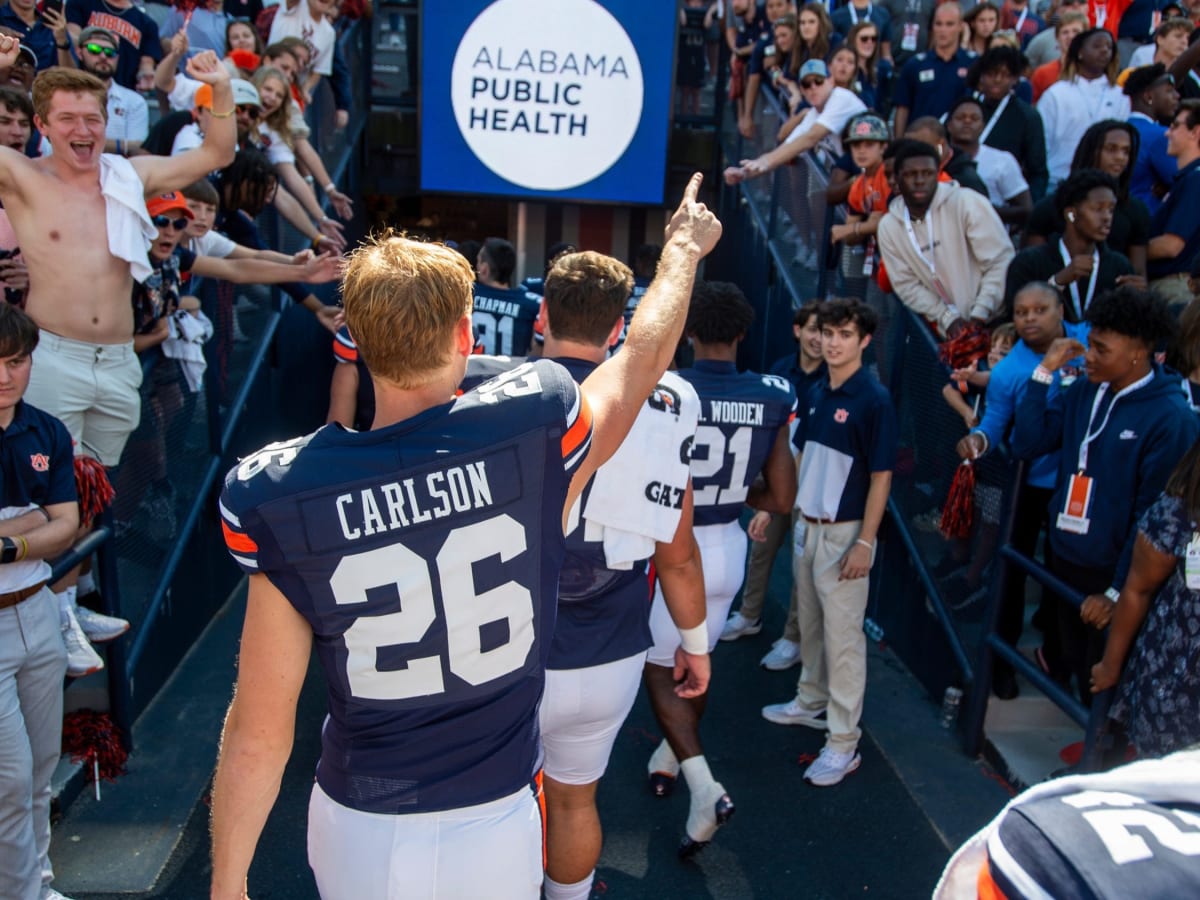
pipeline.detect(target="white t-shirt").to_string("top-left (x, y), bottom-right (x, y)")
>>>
top-left (190, 230), bottom-right (237, 258)
top-left (1038, 76), bottom-right (1130, 181)
top-left (782, 86), bottom-right (868, 159)
top-left (268, 2), bottom-right (336, 76)
top-left (974, 144), bottom-right (1029, 205)
top-left (171, 122), bottom-right (204, 157)
top-left (106, 83), bottom-right (149, 143)
top-left (1129, 43), bottom-right (1156, 69)
top-left (257, 123), bottom-right (296, 165)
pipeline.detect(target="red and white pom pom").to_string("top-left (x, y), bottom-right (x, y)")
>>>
top-left (74, 456), bottom-right (115, 530)
top-left (939, 460), bottom-right (976, 541)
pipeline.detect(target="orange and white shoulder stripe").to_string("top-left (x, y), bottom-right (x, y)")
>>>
top-left (560, 384), bottom-right (593, 474)
top-left (332, 331), bottom-right (358, 364)
top-left (219, 498), bottom-right (259, 570)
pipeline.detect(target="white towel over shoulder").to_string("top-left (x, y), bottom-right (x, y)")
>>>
top-left (583, 370), bottom-right (700, 569)
top-left (99, 154), bottom-right (157, 284)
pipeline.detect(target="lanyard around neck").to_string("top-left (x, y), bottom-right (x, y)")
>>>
top-left (849, 2), bottom-right (872, 24)
top-left (978, 92), bottom-right (1011, 144)
top-left (1078, 370), bottom-right (1155, 472)
top-left (1057, 239), bottom-right (1100, 320)
top-left (903, 204), bottom-right (935, 276)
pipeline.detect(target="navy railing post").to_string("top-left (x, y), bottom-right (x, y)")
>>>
top-left (964, 462), bottom-right (1024, 757)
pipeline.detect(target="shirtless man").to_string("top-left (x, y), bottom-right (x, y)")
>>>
top-left (0, 40), bottom-right (236, 466)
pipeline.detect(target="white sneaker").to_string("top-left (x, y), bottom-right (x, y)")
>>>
top-left (60, 597), bottom-right (104, 678)
top-left (760, 638), bottom-right (801, 670)
top-left (804, 746), bottom-right (861, 787)
top-left (75, 604), bottom-right (130, 643)
top-left (761, 698), bottom-right (828, 729)
top-left (43, 887), bottom-right (77, 900)
top-left (719, 612), bottom-right (762, 642)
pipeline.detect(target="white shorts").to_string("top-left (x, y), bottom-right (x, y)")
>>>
top-left (647, 519), bottom-right (748, 666)
top-left (307, 782), bottom-right (543, 900)
top-left (539, 651), bottom-right (647, 785)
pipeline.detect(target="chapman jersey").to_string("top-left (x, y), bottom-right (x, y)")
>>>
top-left (219, 360), bottom-right (593, 815)
top-left (676, 359), bottom-right (797, 527)
top-left (472, 283), bottom-right (540, 356)
top-left (331, 326), bottom-right (375, 432)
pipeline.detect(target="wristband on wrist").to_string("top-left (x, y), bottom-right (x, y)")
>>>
top-left (678, 623), bottom-right (708, 656)
top-left (56, 41), bottom-right (69, 49)
top-left (1105, 586), bottom-right (1120, 603)
top-left (855, 538), bottom-right (874, 551)
top-left (35, 507), bottom-right (50, 523)
top-left (210, 107), bottom-right (235, 119)
top-left (311, 234), bottom-right (324, 250)
top-left (323, 182), bottom-right (336, 194)
top-left (15, 535), bottom-right (27, 562)
top-left (1031, 365), bottom-right (1053, 385)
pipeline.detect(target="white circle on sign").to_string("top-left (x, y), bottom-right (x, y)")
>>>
top-left (450, 0), bottom-right (645, 191)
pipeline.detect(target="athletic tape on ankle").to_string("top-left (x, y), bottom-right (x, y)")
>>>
top-left (679, 624), bottom-right (708, 656)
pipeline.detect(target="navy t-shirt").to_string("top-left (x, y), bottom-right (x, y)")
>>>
top-left (0, 401), bottom-right (76, 510)
top-left (472, 283), bottom-right (540, 356)
top-left (220, 359), bottom-right (593, 815)
top-left (1149, 158), bottom-right (1200, 279)
top-left (893, 48), bottom-right (976, 120)
top-left (677, 359), bottom-right (796, 527)
top-left (793, 366), bottom-right (898, 522)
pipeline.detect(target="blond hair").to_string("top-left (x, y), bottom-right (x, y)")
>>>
top-left (341, 232), bottom-right (475, 387)
top-left (32, 67), bottom-right (108, 122)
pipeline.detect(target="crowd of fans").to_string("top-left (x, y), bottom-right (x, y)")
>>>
top-left (0, 2), bottom-right (362, 897)
top-left (713, 0), bottom-right (1200, 753)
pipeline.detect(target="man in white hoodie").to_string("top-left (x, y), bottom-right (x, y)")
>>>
top-left (876, 139), bottom-right (1014, 339)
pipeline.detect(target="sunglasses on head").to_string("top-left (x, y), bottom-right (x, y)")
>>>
top-left (83, 42), bottom-right (117, 57)
top-left (152, 214), bottom-right (189, 231)
top-left (801, 77), bottom-right (826, 89)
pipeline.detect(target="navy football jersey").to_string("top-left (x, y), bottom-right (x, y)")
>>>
top-left (220, 360), bottom-right (593, 815)
top-left (553, 358), bottom-right (661, 671)
top-left (677, 360), bottom-right (797, 527)
top-left (472, 283), bottom-right (541, 356)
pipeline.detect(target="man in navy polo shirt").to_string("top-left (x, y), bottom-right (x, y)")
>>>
top-left (1148, 98), bottom-right (1200, 306)
top-left (0, 303), bottom-right (81, 900)
top-left (892, 1), bottom-right (976, 137)
top-left (760, 297), bottom-right (897, 788)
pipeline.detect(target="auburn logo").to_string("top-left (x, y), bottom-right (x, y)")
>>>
top-left (30, 453), bottom-right (49, 472)
top-left (834, 408), bottom-right (849, 423)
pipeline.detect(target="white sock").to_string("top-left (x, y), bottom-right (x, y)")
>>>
top-left (648, 739), bottom-right (679, 777)
top-left (78, 571), bottom-right (96, 595)
top-left (680, 755), bottom-right (716, 795)
top-left (543, 872), bottom-right (593, 900)
top-left (681, 756), bottom-right (727, 843)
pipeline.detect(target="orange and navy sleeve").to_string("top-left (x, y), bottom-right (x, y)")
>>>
top-left (332, 326), bottom-right (357, 365)
top-left (560, 379), bottom-right (593, 477)
top-left (219, 490), bottom-right (260, 573)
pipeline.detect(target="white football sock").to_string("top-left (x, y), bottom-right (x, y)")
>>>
top-left (543, 871), bottom-right (593, 900)
top-left (648, 739), bottom-right (679, 777)
top-left (77, 570), bottom-right (96, 595)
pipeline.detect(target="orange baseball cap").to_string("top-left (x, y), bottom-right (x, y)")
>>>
top-left (193, 84), bottom-right (213, 110)
top-left (146, 192), bottom-right (194, 219)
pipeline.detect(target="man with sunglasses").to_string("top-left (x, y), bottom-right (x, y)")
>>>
top-left (76, 26), bottom-right (147, 158)
top-left (724, 59), bottom-right (867, 184)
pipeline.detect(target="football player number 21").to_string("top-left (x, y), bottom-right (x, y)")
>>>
top-left (690, 425), bottom-right (753, 505)
top-left (330, 513), bottom-right (534, 700)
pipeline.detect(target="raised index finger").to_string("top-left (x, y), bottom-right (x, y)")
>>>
top-left (681, 171), bottom-right (703, 205)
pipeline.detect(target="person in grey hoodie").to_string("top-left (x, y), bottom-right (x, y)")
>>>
top-left (876, 139), bottom-right (1015, 339)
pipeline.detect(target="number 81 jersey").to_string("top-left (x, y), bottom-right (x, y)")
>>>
top-left (219, 360), bottom-right (593, 814)
top-left (677, 359), bottom-right (797, 526)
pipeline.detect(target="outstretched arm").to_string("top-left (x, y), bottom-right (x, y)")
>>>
top-left (210, 574), bottom-right (312, 900)
top-left (133, 52), bottom-right (236, 195)
top-left (565, 173), bottom-right (721, 522)
top-left (191, 252), bottom-right (342, 286)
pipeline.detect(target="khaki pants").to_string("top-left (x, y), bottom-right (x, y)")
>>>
top-left (738, 512), bottom-right (802, 643)
top-left (792, 519), bottom-right (871, 755)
